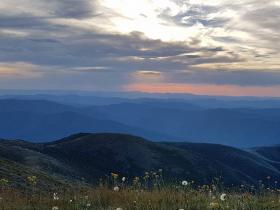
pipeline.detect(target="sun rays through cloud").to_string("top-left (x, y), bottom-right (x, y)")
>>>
top-left (0, 0), bottom-right (279, 96)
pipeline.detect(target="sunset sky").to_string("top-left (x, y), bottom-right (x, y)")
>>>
top-left (0, 0), bottom-right (280, 96)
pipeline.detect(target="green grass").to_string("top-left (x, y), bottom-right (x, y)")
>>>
top-left (0, 173), bottom-right (280, 210)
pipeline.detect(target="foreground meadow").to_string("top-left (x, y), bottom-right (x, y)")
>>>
top-left (0, 173), bottom-right (280, 210)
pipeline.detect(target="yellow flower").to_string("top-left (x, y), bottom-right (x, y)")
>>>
top-left (210, 202), bottom-right (220, 208)
top-left (111, 173), bottom-right (119, 179)
top-left (0, 179), bottom-right (9, 186)
top-left (27, 176), bottom-right (37, 185)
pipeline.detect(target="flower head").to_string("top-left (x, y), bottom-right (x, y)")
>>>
top-left (27, 176), bottom-right (37, 185)
top-left (220, 193), bottom-right (227, 201)
top-left (210, 202), bottom-right (219, 208)
top-left (182, 181), bottom-right (188, 186)
top-left (53, 193), bottom-right (59, 201)
top-left (113, 186), bottom-right (120, 192)
top-left (0, 179), bottom-right (9, 186)
top-left (111, 173), bottom-right (119, 179)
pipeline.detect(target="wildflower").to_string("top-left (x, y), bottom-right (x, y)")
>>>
top-left (179, 209), bottom-right (184, 210)
top-left (27, 176), bottom-right (37, 185)
top-left (86, 203), bottom-right (91, 207)
top-left (53, 193), bottom-right (59, 201)
top-left (209, 190), bottom-right (212, 198)
top-left (182, 181), bottom-right (188, 186)
top-left (220, 193), bottom-right (226, 201)
top-left (133, 177), bottom-right (140, 183)
top-left (122, 177), bottom-right (126, 182)
top-left (116, 208), bottom-right (122, 210)
top-left (113, 186), bottom-right (120, 192)
top-left (210, 202), bottom-right (219, 208)
top-left (52, 207), bottom-right (59, 210)
top-left (0, 179), bottom-right (9, 186)
top-left (111, 173), bottom-right (119, 179)
top-left (69, 199), bottom-right (73, 203)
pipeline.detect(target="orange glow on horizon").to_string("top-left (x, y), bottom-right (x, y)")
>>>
top-left (124, 83), bottom-right (280, 97)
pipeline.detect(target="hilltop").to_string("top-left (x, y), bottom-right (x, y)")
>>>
top-left (0, 133), bottom-right (280, 190)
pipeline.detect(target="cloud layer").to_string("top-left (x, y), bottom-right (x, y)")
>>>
top-left (0, 0), bottom-right (280, 95)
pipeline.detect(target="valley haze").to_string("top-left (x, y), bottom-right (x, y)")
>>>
top-left (1, 91), bottom-right (280, 147)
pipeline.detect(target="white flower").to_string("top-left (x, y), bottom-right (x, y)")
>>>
top-left (116, 208), bottom-right (122, 210)
top-left (182, 181), bottom-right (188, 186)
top-left (52, 207), bottom-right (59, 210)
top-left (53, 193), bottom-right (59, 201)
top-left (122, 177), bottom-right (126, 182)
top-left (113, 186), bottom-right (120, 192)
top-left (86, 203), bottom-right (91, 207)
top-left (220, 193), bottom-right (227, 201)
top-left (69, 199), bottom-right (73, 203)
top-left (179, 209), bottom-right (184, 210)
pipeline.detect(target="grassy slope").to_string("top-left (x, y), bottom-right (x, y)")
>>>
top-left (0, 133), bottom-right (280, 190)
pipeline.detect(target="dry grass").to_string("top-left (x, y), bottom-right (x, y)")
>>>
top-left (0, 174), bottom-right (280, 210)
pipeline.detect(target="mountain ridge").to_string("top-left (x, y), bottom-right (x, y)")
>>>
top-left (0, 133), bottom-right (279, 190)
top-left (1, 99), bottom-right (280, 147)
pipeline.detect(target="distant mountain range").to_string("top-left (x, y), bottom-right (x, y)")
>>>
top-left (3, 92), bottom-right (280, 108)
top-left (1, 98), bottom-right (280, 147)
top-left (1, 133), bottom-right (280, 190)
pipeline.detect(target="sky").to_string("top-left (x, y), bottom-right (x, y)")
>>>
top-left (0, 0), bottom-right (280, 96)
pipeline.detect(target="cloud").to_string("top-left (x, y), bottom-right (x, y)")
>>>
top-left (0, 0), bottom-right (279, 93)
top-left (124, 83), bottom-right (280, 97)
top-left (0, 62), bottom-right (42, 78)
top-left (166, 69), bottom-right (280, 86)
top-left (136, 71), bottom-right (162, 76)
